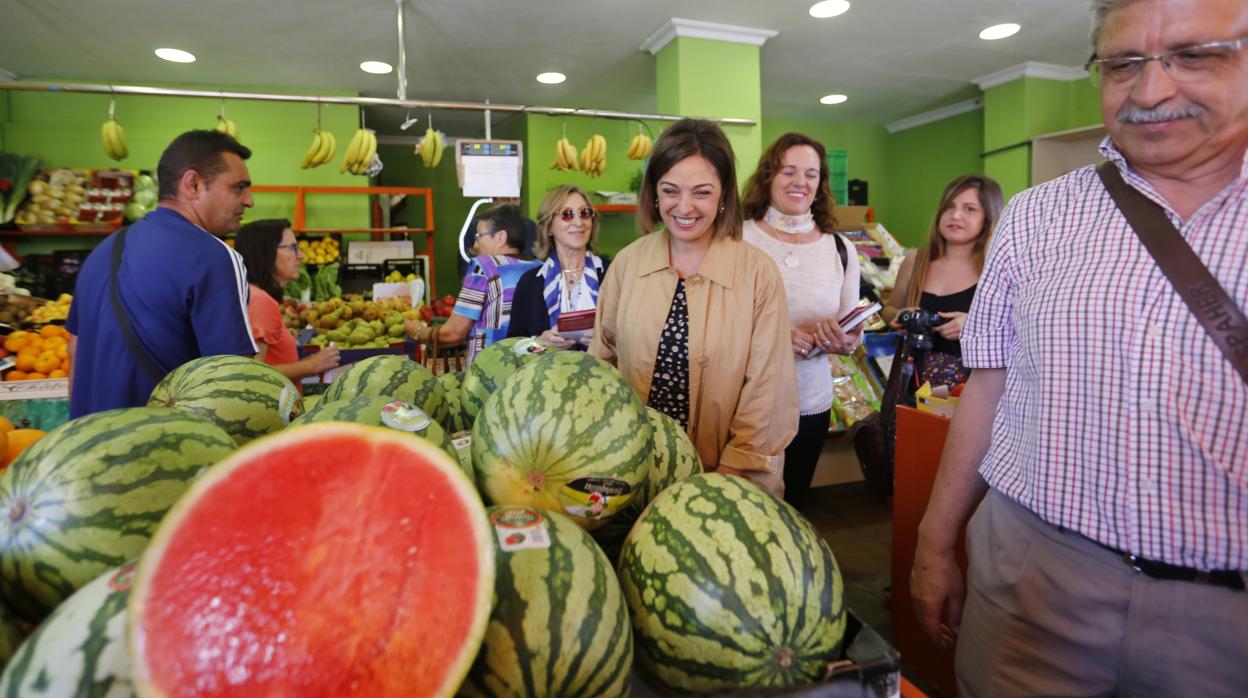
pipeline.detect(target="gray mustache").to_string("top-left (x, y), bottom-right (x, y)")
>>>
top-left (1117, 104), bottom-right (1205, 124)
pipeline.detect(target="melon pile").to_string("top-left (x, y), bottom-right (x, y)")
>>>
top-left (0, 347), bottom-right (848, 695)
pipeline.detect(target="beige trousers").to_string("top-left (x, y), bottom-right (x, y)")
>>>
top-left (955, 489), bottom-right (1248, 698)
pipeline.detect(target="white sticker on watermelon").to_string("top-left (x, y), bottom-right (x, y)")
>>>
top-left (278, 385), bottom-right (300, 425)
top-left (490, 507), bottom-right (552, 552)
top-left (379, 401), bottom-right (431, 432)
top-left (512, 338), bottom-right (553, 356)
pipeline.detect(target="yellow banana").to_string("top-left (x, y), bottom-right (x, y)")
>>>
top-left (341, 128), bottom-right (367, 173)
top-left (320, 131), bottom-right (337, 166)
top-left (360, 130), bottom-right (377, 169)
top-left (593, 134), bottom-right (607, 163)
top-left (301, 131), bottom-right (323, 169)
top-left (216, 116), bottom-right (238, 139)
top-left (583, 135), bottom-right (597, 163)
top-left (419, 128), bottom-right (435, 166)
top-left (626, 134), bottom-right (641, 160)
top-left (101, 120), bottom-right (128, 161)
top-left (430, 132), bottom-right (445, 168)
top-left (552, 140), bottom-right (567, 170)
top-left (561, 138), bottom-right (579, 172)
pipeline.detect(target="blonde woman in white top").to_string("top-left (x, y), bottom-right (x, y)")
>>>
top-left (742, 133), bottom-right (862, 510)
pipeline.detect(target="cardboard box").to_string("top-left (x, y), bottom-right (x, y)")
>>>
top-left (836, 205), bottom-right (874, 231)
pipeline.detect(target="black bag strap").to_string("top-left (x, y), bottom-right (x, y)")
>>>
top-left (833, 232), bottom-right (849, 272)
top-left (109, 226), bottom-right (167, 382)
top-left (1097, 161), bottom-right (1248, 385)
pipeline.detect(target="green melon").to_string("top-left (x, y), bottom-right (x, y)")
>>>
top-left (0, 408), bottom-right (236, 623)
top-left (591, 407), bottom-right (703, 563)
top-left (321, 355), bottom-right (444, 420)
top-left (147, 355), bottom-right (303, 446)
top-left (433, 371), bottom-right (470, 433)
top-left (0, 603), bottom-right (22, 672)
top-left (619, 473), bottom-right (846, 693)
top-left (0, 563), bottom-right (135, 696)
top-left (472, 352), bottom-right (651, 530)
top-left (301, 393), bottom-right (322, 412)
top-left (461, 337), bottom-right (556, 424)
top-left (290, 396), bottom-right (457, 468)
top-left (460, 506), bottom-right (632, 698)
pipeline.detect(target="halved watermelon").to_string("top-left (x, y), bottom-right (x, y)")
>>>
top-left (128, 423), bottom-right (494, 697)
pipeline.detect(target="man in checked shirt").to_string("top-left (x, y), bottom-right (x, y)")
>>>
top-left (911, 0), bottom-right (1248, 694)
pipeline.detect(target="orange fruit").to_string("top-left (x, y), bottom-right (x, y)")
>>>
top-left (14, 351), bottom-right (37, 373)
top-left (48, 369), bottom-right (67, 379)
top-left (4, 429), bottom-right (47, 467)
top-left (39, 325), bottom-right (67, 339)
top-left (34, 352), bottom-right (60, 375)
top-left (25, 372), bottom-right (47, 380)
top-left (0, 417), bottom-right (13, 433)
top-left (56, 345), bottom-right (69, 361)
top-left (5, 370), bottom-right (28, 382)
top-left (3, 332), bottom-right (30, 353)
top-left (41, 336), bottom-right (66, 350)
top-left (25, 337), bottom-right (43, 351)
top-left (0, 431), bottom-right (7, 466)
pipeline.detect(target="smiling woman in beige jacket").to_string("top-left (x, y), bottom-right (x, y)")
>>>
top-left (590, 119), bottom-right (798, 496)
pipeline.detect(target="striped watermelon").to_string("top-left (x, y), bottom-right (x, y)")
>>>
top-left (591, 407), bottom-right (703, 562)
top-left (0, 562), bottom-right (135, 696)
top-left (0, 602), bottom-right (21, 671)
top-left (472, 352), bottom-right (651, 530)
top-left (0, 408), bottom-right (236, 622)
top-left (290, 396), bottom-right (457, 467)
top-left (460, 506), bottom-right (632, 698)
top-left (148, 355), bottom-right (303, 446)
top-left (322, 355), bottom-right (444, 420)
top-left (433, 371), bottom-right (470, 433)
top-left (461, 337), bottom-right (555, 424)
top-left (128, 423), bottom-right (494, 697)
top-left (619, 473), bottom-right (846, 693)
top-left (302, 393), bottom-right (322, 412)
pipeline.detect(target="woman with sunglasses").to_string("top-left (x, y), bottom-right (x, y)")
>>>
top-left (507, 185), bottom-right (609, 347)
top-left (234, 219), bottom-right (340, 384)
top-left (591, 119), bottom-right (798, 497)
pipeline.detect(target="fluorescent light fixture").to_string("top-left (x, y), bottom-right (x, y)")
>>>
top-left (820, 94), bottom-right (848, 105)
top-left (154, 48), bottom-right (196, 63)
top-left (979, 23), bottom-right (1021, 40)
top-left (359, 61), bottom-right (393, 74)
top-left (536, 72), bottom-right (567, 84)
top-left (809, 1), bottom-right (851, 19)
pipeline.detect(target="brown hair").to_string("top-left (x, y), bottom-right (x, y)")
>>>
top-left (741, 132), bottom-right (837, 233)
top-left (903, 174), bottom-right (1004, 307)
top-left (534, 184), bottom-right (600, 260)
top-left (637, 119), bottom-right (743, 240)
top-left (235, 218), bottom-right (292, 301)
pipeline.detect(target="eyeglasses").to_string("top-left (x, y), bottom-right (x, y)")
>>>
top-left (558, 207), bottom-right (597, 221)
top-left (1084, 33), bottom-right (1248, 88)
top-left (277, 242), bottom-right (302, 255)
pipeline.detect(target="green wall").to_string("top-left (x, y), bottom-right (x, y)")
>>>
top-left (884, 108), bottom-right (985, 247)
top-left (1, 80), bottom-right (369, 254)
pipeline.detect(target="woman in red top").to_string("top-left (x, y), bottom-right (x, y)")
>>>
top-left (235, 219), bottom-right (339, 382)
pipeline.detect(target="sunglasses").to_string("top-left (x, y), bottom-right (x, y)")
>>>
top-left (559, 207), bottom-right (597, 221)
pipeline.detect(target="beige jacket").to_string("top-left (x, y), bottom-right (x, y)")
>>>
top-left (590, 230), bottom-right (799, 481)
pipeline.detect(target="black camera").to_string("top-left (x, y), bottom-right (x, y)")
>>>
top-left (897, 308), bottom-right (947, 335)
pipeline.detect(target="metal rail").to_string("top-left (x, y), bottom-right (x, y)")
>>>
top-left (0, 81), bottom-right (758, 126)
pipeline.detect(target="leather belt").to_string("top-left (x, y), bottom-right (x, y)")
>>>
top-left (1100, 543), bottom-right (1245, 591)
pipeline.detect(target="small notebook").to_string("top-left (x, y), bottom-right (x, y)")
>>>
top-left (838, 301), bottom-right (883, 332)
top-left (556, 309), bottom-right (596, 345)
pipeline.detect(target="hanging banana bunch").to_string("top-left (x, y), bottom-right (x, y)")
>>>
top-left (626, 125), bottom-right (653, 160)
top-left (215, 102), bottom-right (240, 141)
top-left (581, 133), bottom-right (606, 178)
top-left (101, 96), bottom-right (128, 162)
top-left (341, 128), bottom-right (377, 175)
top-left (417, 127), bottom-right (445, 168)
top-left (550, 136), bottom-right (579, 172)
top-left (300, 130), bottom-right (337, 169)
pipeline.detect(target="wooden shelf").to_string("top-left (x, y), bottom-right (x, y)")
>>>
top-left (596, 204), bottom-right (637, 213)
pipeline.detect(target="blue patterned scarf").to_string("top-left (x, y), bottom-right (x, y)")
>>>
top-left (539, 252), bottom-right (604, 328)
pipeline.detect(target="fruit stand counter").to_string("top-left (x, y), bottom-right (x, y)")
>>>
top-left (0, 378), bottom-right (69, 431)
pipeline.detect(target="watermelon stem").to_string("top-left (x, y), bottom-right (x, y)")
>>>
top-left (8, 500), bottom-right (26, 523)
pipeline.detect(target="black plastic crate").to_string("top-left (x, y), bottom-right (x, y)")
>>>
top-left (337, 263), bottom-right (385, 296)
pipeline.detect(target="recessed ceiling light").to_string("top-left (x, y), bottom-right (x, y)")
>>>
top-left (359, 61), bottom-right (393, 75)
top-left (536, 72), bottom-right (567, 85)
top-left (979, 23), bottom-right (1021, 40)
top-left (154, 48), bottom-right (196, 64)
top-left (808, 1), bottom-right (851, 19)
top-left (820, 94), bottom-right (848, 105)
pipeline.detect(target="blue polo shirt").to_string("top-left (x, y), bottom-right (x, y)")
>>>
top-left (65, 208), bottom-right (257, 418)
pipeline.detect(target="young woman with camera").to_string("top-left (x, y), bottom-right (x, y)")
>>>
top-left (882, 174), bottom-right (1003, 387)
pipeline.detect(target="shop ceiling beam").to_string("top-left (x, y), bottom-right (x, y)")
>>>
top-left (0, 81), bottom-right (757, 126)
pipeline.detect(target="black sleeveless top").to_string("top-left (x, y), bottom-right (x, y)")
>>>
top-left (920, 284), bottom-right (977, 357)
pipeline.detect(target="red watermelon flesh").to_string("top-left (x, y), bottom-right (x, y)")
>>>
top-left (128, 423), bottom-right (494, 698)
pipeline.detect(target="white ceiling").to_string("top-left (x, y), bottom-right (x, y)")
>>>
top-left (0, 0), bottom-right (1096, 136)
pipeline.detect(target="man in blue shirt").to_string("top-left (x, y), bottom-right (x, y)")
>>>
top-left (66, 130), bottom-right (259, 418)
